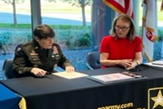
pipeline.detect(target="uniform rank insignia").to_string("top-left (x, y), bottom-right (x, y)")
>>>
top-left (30, 50), bottom-right (38, 55)
top-left (53, 46), bottom-right (58, 54)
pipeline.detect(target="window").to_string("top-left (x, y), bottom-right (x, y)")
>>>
top-left (0, 0), bottom-right (32, 79)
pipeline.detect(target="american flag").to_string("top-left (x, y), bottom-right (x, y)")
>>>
top-left (103, 0), bottom-right (133, 18)
top-left (161, 0), bottom-right (163, 11)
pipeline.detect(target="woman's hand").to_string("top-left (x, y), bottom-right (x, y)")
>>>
top-left (119, 59), bottom-right (138, 70)
top-left (31, 68), bottom-right (47, 77)
top-left (125, 61), bottom-right (137, 70)
top-left (65, 66), bottom-right (75, 73)
top-left (119, 59), bottom-right (132, 68)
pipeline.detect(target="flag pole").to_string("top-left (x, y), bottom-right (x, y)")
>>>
top-left (133, 0), bottom-right (140, 32)
top-left (141, 0), bottom-right (151, 62)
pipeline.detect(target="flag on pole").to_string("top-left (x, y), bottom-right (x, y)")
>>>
top-left (103, 0), bottom-right (133, 18)
top-left (142, 0), bottom-right (158, 62)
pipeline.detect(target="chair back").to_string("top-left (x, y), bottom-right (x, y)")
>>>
top-left (3, 59), bottom-right (15, 79)
top-left (86, 51), bottom-right (101, 70)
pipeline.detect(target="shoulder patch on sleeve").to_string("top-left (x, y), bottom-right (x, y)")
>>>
top-left (16, 45), bottom-right (22, 52)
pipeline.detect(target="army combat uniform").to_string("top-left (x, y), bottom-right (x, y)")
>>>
top-left (13, 40), bottom-right (72, 77)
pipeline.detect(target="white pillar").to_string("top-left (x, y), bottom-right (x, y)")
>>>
top-left (30, 0), bottom-right (42, 31)
top-left (133, 0), bottom-right (140, 33)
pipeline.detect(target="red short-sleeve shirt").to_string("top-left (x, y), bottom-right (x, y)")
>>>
top-left (100, 35), bottom-right (142, 67)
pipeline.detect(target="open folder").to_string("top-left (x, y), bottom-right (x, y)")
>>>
top-left (87, 72), bottom-right (143, 84)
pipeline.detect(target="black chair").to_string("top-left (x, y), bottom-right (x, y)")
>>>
top-left (86, 51), bottom-right (101, 70)
top-left (3, 59), bottom-right (15, 79)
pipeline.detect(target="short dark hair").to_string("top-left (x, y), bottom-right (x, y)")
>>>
top-left (33, 24), bottom-right (55, 39)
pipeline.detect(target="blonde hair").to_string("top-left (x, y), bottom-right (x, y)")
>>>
top-left (110, 14), bottom-right (137, 41)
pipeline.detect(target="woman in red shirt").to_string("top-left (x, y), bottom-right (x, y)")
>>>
top-left (100, 14), bottom-right (142, 70)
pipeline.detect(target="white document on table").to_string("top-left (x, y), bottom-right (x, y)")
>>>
top-left (53, 71), bottom-right (88, 79)
top-left (144, 60), bottom-right (163, 68)
top-left (151, 60), bottom-right (163, 66)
